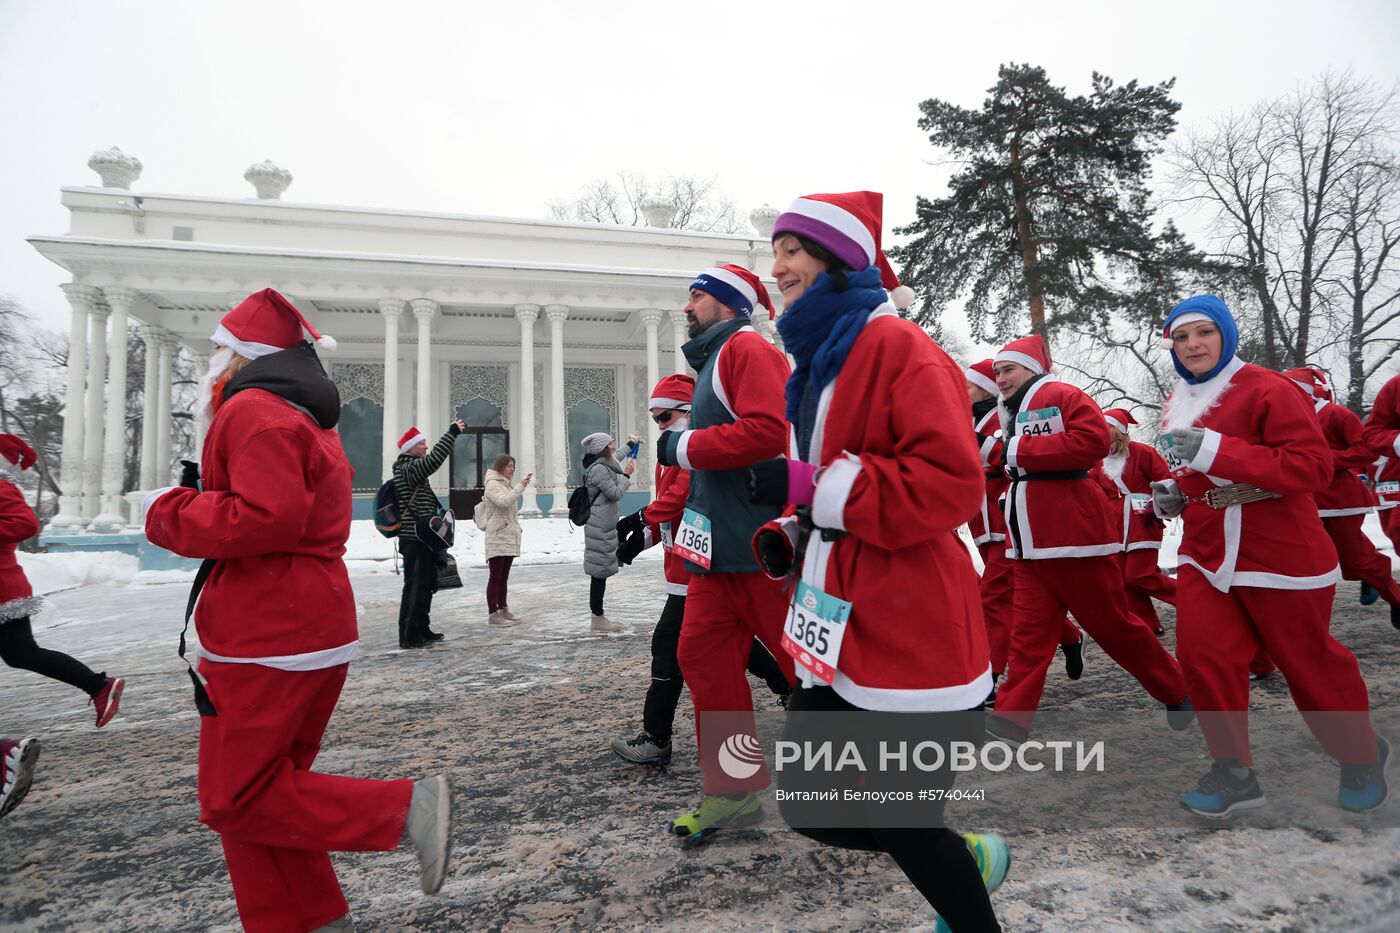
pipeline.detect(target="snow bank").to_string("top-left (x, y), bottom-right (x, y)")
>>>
top-left (16, 550), bottom-right (139, 595)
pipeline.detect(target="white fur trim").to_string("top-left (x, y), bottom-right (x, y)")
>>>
top-left (1104, 415), bottom-right (1127, 434)
top-left (664, 581), bottom-right (689, 596)
top-left (1394, 436), bottom-right (1400, 457)
top-left (1318, 506), bottom-right (1374, 517)
top-left (1160, 356), bottom-right (1246, 432)
top-left (787, 197), bottom-right (877, 265)
top-left (1187, 428), bottom-right (1223, 474)
top-left (812, 454), bottom-right (861, 531)
top-left (196, 640), bottom-right (360, 671)
top-left (675, 430), bottom-right (695, 471)
top-left (889, 285), bottom-right (915, 310)
top-left (210, 322), bottom-right (284, 359)
top-left (648, 397), bottom-right (691, 410)
top-left (966, 368), bottom-right (999, 397)
top-left (142, 486), bottom-right (177, 517)
top-left (1165, 311), bottom-right (1212, 335)
top-left (830, 665), bottom-right (995, 713)
top-left (0, 595), bottom-right (44, 622)
top-left (398, 433), bottom-right (427, 453)
top-left (698, 266), bottom-right (759, 309)
top-left (1103, 453), bottom-right (1127, 483)
top-left (316, 334), bottom-right (337, 352)
top-left (993, 349), bottom-right (1045, 375)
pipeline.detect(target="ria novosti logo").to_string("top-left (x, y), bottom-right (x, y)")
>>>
top-left (717, 732), bottom-right (765, 780)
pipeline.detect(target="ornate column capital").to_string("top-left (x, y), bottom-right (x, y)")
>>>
top-left (102, 286), bottom-right (140, 313)
top-left (88, 301), bottom-right (112, 322)
top-left (379, 297), bottom-right (408, 320)
top-left (138, 323), bottom-right (162, 344)
top-left (60, 282), bottom-right (102, 309)
top-left (410, 298), bottom-right (438, 321)
top-left (545, 304), bottom-right (569, 324)
top-left (667, 308), bottom-right (687, 326)
top-left (514, 303), bottom-right (541, 323)
top-left (639, 307), bottom-right (666, 328)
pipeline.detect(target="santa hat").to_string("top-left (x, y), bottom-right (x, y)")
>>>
top-left (1102, 408), bottom-right (1139, 434)
top-left (582, 432), bottom-right (613, 455)
top-left (965, 359), bottom-right (998, 397)
top-left (690, 264), bottom-right (775, 320)
top-left (772, 191), bottom-right (915, 310)
top-left (1283, 367), bottom-right (1331, 400)
top-left (397, 427), bottom-right (427, 453)
top-left (212, 288), bottom-right (337, 359)
top-left (994, 335), bottom-right (1052, 376)
top-left (649, 373), bottom-right (695, 410)
top-left (0, 434), bottom-right (37, 471)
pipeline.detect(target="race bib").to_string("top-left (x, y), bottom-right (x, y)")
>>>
top-left (1130, 493), bottom-right (1153, 513)
top-left (1377, 481), bottom-right (1400, 496)
top-left (660, 521), bottom-right (674, 548)
top-left (672, 508), bottom-right (712, 569)
top-left (1016, 406), bottom-right (1064, 438)
top-left (1159, 433), bottom-right (1191, 474)
top-left (782, 581), bottom-right (852, 685)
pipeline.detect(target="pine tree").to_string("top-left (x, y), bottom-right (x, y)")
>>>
top-left (892, 64), bottom-right (1208, 343)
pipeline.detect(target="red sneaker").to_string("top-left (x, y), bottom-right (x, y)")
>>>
top-left (92, 676), bottom-right (125, 728)
top-left (0, 736), bottom-right (40, 819)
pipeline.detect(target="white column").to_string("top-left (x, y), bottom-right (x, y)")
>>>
top-left (379, 298), bottom-right (405, 477)
top-left (80, 302), bottom-right (110, 521)
top-left (668, 309), bottom-right (688, 374)
top-left (640, 308), bottom-right (664, 474)
top-left (515, 304), bottom-right (541, 516)
top-left (191, 350), bottom-right (209, 460)
top-left (137, 324), bottom-right (160, 491)
top-left (53, 284), bottom-right (96, 528)
top-left (155, 335), bottom-right (174, 486)
top-left (411, 298), bottom-right (436, 438)
top-left (545, 304), bottom-right (569, 513)
top-left (94, 287), bottom-right (137, 529)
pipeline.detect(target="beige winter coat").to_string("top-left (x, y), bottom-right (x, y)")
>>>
top-left (481, 469), bottom-right (526, 559)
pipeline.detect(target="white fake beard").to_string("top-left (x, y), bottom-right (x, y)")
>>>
top-left (666, 416), bottom-right (690, 432)
top-left (196, 346), bottom-right (236, 426)
top-left (1103, 452), bottom-right (1127, 482)
top-left (1160, 357), bottom-right (1243, 433)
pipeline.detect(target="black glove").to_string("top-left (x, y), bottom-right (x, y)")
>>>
top-left (617, 528), bottom-right (646, 566)
top-left (755, 528), bottom-right (795, 578)
top-left (656, 432), bottom-right (681, 467)
top-left (448, 422), bottom-right (463, 437)
top-left (749, 458), bottom-right (789, 506)
top-left (616, 508), bottom-right (646, 537)
top-left (179, 460), bottom-right (201, 489)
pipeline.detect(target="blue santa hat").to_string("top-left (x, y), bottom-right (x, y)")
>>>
top-left (689, 264), bottom-right (775, 319)
top-left (1162, 295), bottom-right (1239, 385)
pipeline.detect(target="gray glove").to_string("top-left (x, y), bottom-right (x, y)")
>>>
top-left (1169, 428), bottom-right (1205, 464)
top-left (1152, 481), bottom-right (1186, 519)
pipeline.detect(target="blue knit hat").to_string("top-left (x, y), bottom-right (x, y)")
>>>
top-left (689, 264), bottom-right (774, 319)
top-left (1162, 295), bottom-right (1239, 384)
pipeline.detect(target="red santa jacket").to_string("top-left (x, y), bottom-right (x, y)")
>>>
top-left (969, 404), bottom-right (1007, 546)
top-left (1097, 441), bottom-right (1171, 550)
top-left (1312, 396), bottom-right (1380, 516)
top-left (0, 473), bottom-right (40, 622)
top-left (1362, 373), bottom-right (1400, 512)
top-left (998, 376), bottom-right (1120, 560)
top-left (145, 386), bottom-right (358, 667)
top-left (758, 307), bottom-right (991, 712)
top-left (1157, 357), bottom-right (1339, 592)
top-left (642, 460), bottom-right (691, 596)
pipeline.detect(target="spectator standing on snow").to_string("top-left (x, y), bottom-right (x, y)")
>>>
top-left (480, 453), bottom-right (530, 626)
top-left (581, 432), bottom-right (636, 633)
top-left (392, 420), bottom-right (463, 648)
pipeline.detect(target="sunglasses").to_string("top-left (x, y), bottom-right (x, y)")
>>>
top-left (652, 409), bottom-right (685, 425)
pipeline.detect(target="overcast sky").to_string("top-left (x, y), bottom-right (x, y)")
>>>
top-left (2, 0), bottom-right (1397, 341)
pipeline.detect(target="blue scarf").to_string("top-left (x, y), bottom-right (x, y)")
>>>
top-left (1164, 294), bottom-right (1239, 384)
top-left (777, 267), bottom-right (888, 427)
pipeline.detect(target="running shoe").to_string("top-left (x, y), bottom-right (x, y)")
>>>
top-left (1179, 758), bottom-right (1266, 819)
top-left (405, 775), bottom-right (452, 894)
top-left (984, 715), bottom-right (1029, 745)
top-left (1166, 697), bottom-right (1195, 731)
top-left (610, 733), bottom-right (672, 765)
top-left (668, 792), bottom-right (763, 840)
top-left (1061, 640), bottom-right (1085, 680)
top-left (92, 676), bottom-right (125, 728)
top-left (0, 737), bottom-right (40, 819)
top-left (934, 833), bottom-right (1012, 932)
top-left (1359, 582), bottom-right (1379, 606)
top-left (1339, 735), bottom-right (1390, 813)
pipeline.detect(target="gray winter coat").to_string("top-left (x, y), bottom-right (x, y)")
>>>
top-left (582, 452), bottom-right (631, 579)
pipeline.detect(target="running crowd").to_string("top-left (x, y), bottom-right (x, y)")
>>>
top-left (3, 190), bottom-right (1399, 932)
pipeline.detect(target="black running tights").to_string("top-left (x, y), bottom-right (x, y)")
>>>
top-left (0, 617), bottom-right (106, 696)
top-left (590, 576), bottom-right (606, 616)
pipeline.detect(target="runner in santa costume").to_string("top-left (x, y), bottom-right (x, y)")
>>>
top-left (652, 262), bottom-right (797, 841)
top-left (1361, 372), bottom-right (1400, 596)
top-left (1284, 367), bottom-right (1400, 628)
top-left (750, 191), bottom-right (1009, 931)
top-left (984, 335), bottom-right (1192, 744)
top-left (610, 374), bottom-right (789, 766)
top-left (1096, 408), bottom-right (1178, 634)
top-left (0, 434), bottom-right (124, 728)
top-left (1153, 295), bottom-right (1388, 817)
top-left (967, 360), bottom-right (1084, 692)
top-left (144, 289), bottom-right (451, 932)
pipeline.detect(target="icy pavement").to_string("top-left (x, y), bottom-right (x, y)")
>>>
top-left (2, 559), bottom-right (1399, 931)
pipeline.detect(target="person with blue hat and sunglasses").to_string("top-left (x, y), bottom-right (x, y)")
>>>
top-left (1153, 294), bottom-right (1388, 818)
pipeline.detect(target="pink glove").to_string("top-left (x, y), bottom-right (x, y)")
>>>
top-left (787, 459), bottom-right (819, 507)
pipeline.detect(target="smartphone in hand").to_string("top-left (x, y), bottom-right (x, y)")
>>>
top-left (627, 440), bottom-right (641, 459)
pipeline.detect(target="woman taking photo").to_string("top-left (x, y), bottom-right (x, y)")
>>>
top-left (581, 432), bottom-right (637, 634)
top-left (480, 454), bottom-right (531, 627)
top-left (1155, 295), bottom-right (1388, 818)
top-left (749, 191), bottom-right (1008, 932)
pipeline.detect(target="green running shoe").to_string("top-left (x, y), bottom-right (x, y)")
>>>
top-left (668, 792), bottom-right (764, 843)
top-left (935, 833), bottom-right (1012, 932)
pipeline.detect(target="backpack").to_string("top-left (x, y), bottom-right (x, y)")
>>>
top-left (373, 478), bottom-right (421, 538)
top-left (472, 497), bottom-right (493, 531)
top-left (567, 485), bottom-right (602, 527)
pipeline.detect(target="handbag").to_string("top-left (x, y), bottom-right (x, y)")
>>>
top-left (434, 552), bottom-right (463, 591)
top-left (416, 509), bottom-right (456, 551)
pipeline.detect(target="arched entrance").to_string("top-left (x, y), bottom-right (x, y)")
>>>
top-left (450, 397), bottom-right (508, 516)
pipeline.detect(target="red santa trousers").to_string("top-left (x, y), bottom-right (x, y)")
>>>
top-left (1323, 514), bottom-right (1400, 605)
top-left (996, 556), bottom-right (1187, 730)
top-left (1120, 549), bottom-right (1177, 630)
top-left (679, 571), bottom-right (796, 794)
top-left (1382, 507), bottom-right (1400, 555)
top-left (1175, 567), bottom-right (1376, 768)
top-left (978, 541), bottom-right (1081, 677)
top-left (197, 661), bottom-right (414, 933)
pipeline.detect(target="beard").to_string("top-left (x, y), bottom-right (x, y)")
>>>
top-left (196, 346), bottom-right (236, 425)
